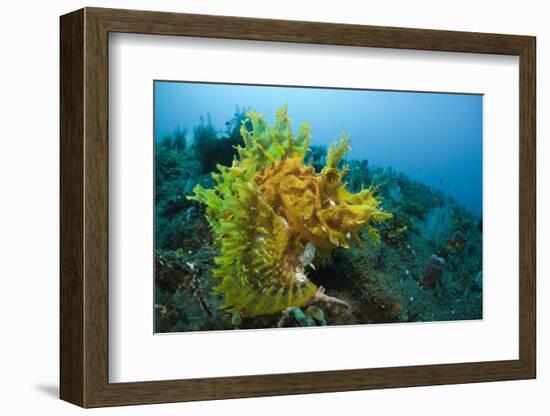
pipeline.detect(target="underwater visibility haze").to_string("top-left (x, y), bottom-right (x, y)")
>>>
top-left (154, 81), bottom-right (483, 332)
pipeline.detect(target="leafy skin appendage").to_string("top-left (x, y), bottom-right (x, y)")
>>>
top-left (189, 105), bottom-right (392, 317)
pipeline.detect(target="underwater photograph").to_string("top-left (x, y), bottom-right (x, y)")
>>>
top-left (154, 81), bottom-right (483, 333)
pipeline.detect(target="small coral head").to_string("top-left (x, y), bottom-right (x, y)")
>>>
top-left (423, 254), bottom-right (446, 289)
top-left (188, 105), bottom-right (392, 317)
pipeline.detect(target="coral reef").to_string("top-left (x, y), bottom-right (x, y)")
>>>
top-left (154, 106), bottom-right (483, 332)
top-left (188, 105), bottom-right (391, 317)
top-left (192, 110), bottom-right (248, 173)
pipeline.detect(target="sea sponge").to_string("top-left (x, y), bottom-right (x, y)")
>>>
top-left (189, 105), bottom-right (391, 317)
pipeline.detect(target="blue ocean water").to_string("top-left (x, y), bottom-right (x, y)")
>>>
top-left (154, 81), bottom-right (482, 216)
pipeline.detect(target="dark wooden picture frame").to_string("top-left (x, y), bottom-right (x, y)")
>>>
top-left (60, 7), bottom-right (536, 408)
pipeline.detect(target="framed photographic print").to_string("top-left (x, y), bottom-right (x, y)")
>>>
top-left (60, 7), bottom-right (536, 408)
